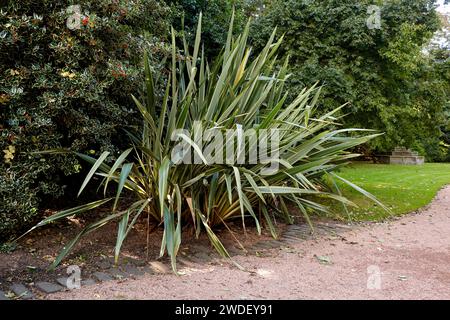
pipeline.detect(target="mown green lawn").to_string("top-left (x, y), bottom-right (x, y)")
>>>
top-left (325, 162), bottom-right (450, 221)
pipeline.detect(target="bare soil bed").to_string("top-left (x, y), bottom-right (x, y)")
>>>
top-left (50, 186), bottom-right (450, 300)
top-left (0, 206), bottom-right (288, 299)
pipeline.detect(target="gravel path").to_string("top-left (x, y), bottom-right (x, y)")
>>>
top-left (51, 186), bottom-right (450, 300)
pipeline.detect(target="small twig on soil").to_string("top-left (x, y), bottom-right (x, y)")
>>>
top-left (218, 216), bottom-right (247, 253)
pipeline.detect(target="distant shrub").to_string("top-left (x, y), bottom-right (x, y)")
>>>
top-left (0, 0), bottom-right (171, 240)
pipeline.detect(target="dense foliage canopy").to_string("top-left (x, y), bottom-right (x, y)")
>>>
top-left (251, 0), bottom-right (449, 159)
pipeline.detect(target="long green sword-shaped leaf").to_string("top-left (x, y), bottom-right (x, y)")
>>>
top-left (292, 196), bottom-right (314, 234)
top-left (327, 172), bottom-right (351, 221)
top-left (223, 9), bottom-right (234, 68)
top-left (77, 151), bottom-right (110, 196)
top-left (198, 212), bottom-right (245, 271)
top-left (232, 167), bottom-right (246, 230)
top-left (158, 157), bottom-right (171, 216)
top-left (50, 210), bottom-right (125, 270)
top-left (114, 199), bottom-right (150, 264)
top-left (261, 204), bottom-right (278, 239)
top-left (115, 210), bottom-right (129, 264)
top-left (163, 203), bottom-right (180, 273)
top-left (232, 167), bottom-right (261, 234)
top-left (206, 45), bottom-right (239, 121)
top-left (104, 148), bottom-right (132, 196)
top-left (157, 74), bottom-right (171, 150)
top-left (113, 163), bottom-right (133, 212)
top-left (144, 50), bottom-right (155, 118)
top-left (192, 12), bottom-right (202, 66)
top-left (243, 172), bottom-right (265, 204)
top-left (171, 26), bottom-right (177, 107)
top-left (331, 173), bottom-right (391, 213)
top-left (166, 184), bottom-right (183, 273)
top-left (14, 198), bottom-right (114, 242)
top-left (207, 173), bottom-right (219, 221)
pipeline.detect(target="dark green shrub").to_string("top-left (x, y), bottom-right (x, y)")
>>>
top-left (0, 0), bottom-right (171, 240)
top-left (250, 0), bottom-right (445, 158)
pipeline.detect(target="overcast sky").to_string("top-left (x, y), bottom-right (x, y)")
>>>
top-left (437, 0), bottom-right (450, 14)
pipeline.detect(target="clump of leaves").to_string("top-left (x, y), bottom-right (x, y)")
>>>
top-left (18, 12), bottom-right (386, 273)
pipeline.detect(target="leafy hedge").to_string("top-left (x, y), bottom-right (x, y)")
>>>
top-left (0, 0), bottom-right (171, 240)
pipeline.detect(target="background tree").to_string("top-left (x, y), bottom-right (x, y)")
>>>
top-left (250, 0), bottom-right (447, 158)
top-left (167, 0), bottom-right (266, 57)
top-left (428, 9), bottom-right (450, 160)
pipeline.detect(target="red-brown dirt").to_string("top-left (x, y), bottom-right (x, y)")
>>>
top-left (48, 186), bottom-right (450, 300)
